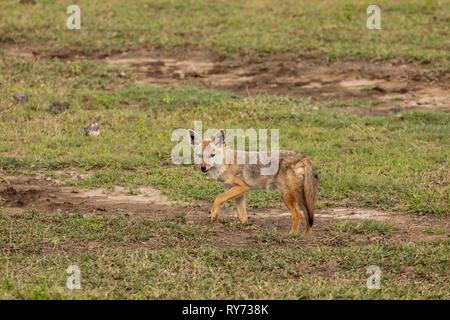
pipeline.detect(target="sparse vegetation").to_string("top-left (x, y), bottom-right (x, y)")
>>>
top-left (0, 0), bottom-right (448, 300)
top-left (0, 210), bottom-right (448, 299)
top-left (0, 55), bottom-right (448, 214)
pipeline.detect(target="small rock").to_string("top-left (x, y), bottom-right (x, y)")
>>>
top-left (392, 106), bottom-right (403, 113)
top-left (312, 106), bottom-right (319, 111)
top-left (173, 70), bottom-right (185, 79)
top-left (371, 86), bottom-right (386, 93)
top-left (50, 101), bottom-right (70, 114)
top-left (13, 93), bottom-right (28, 103)
top-left (118, 71), bottom-right (128, 78)
top-left (83, 122), bottom-right (100, 136)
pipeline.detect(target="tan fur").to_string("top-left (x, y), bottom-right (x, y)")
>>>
top-left (189, 129), bottom-right (319, 237)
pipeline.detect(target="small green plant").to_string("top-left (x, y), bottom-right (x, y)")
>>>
top-left (422, 227), bottom-right (447, 235)
top-left (128, 187), bottom-right (140, 195)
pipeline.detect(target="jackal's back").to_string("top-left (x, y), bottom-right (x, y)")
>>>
top-left (229, 150), bottom-right (317, 191)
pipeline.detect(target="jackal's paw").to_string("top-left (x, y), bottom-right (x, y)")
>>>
top-left (302, 229), bottom-right (312, 238)
top-left (237, 215), bottom-right (248, 224)
top-left (210, 207), bottom-right (219, 222)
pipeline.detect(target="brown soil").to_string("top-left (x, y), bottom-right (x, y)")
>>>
top-left (2, 44), bottom-right (449, 115)
top-left (1, 173), bottom-right (448, 250)
top-left (103, 48), bottom-right (450, 115)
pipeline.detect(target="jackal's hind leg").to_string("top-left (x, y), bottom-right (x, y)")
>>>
top-left (281, 192), bottom-right (304, 235)
top-left (297, 199), bottom-right (312, 237)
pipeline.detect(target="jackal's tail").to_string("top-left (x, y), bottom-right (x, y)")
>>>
top-left (303, 162), bottom-right (319, 227)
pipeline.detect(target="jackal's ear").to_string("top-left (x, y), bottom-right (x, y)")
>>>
top-left (188, 129), bottom-right (201, 147)
top-left (212, 129), bottom-right (225, 147)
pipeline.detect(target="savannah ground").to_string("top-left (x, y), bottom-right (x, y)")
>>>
top-left (0, 0), bottom-right (449, 299)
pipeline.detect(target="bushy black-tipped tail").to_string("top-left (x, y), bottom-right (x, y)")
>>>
top-left (303, 163), bottom-right (319, 228)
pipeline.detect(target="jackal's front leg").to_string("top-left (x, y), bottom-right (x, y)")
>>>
top-left (235, 195), bottom-right (248, 223)
top-left (211, 185), bottom-right (249, 222)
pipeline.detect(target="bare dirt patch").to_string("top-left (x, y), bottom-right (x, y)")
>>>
top-left (1, 44), bottom-right (36, 59)
top-left (103, 48), bottom-right (450, 115)
top-left (0, 173), bottom-right (177, 219)
top-left (2, 44), bottom-right (448, 115)
top-left (1, 173), bottom-right (448, 250)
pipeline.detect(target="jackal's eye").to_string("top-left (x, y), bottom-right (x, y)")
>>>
top-left (209, 153), bottom-right (215, 158)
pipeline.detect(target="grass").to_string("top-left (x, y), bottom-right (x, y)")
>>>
top-left (0, 55), bottom-right (448, 215)
top-left (422, 227), bottom-right (447, 235)
top-left (333, 99), bottom-right (382, 108)
top-left (330, 219), bottom-right (396, 233)
top-left (0, 209), bottom-right (213, 253)
top-left (0, 1), bottom-right (448, 300)
top-left (0, 0), bottom-right (449, 66)
top-left (0, 210), bottom-right (448, 299)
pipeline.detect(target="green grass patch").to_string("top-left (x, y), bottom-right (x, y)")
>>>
top-left (0, 211), bottom-right (448, 299)
top-left (0, 55), bottom-right (448, 214)
top-left (422, 227), bottom-right (447, 235)
top-left (0, 209), bottom-right (213, 255)
top-left (1, 0), bottom-right (449, 66)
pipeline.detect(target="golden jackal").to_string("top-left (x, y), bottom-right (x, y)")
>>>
top-left (189, 129), bottom-right (319, 237)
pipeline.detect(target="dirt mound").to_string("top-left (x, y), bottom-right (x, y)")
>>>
top-left (0, 186), bottom-right (41, 207)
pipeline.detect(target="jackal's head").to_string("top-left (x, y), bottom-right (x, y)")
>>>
top-left (189, 129), bottom-right (225, 173)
